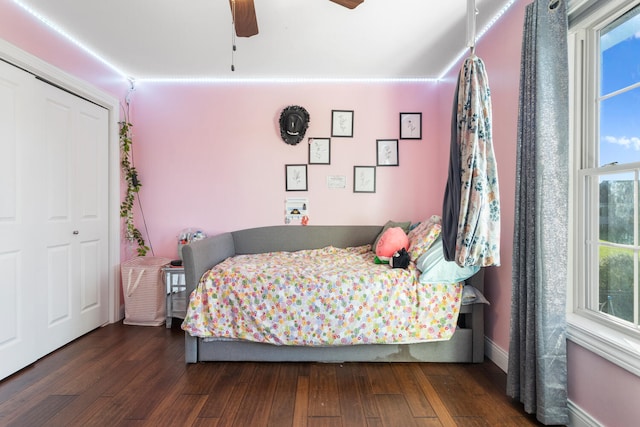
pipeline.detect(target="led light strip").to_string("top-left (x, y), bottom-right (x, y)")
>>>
top-left (14, 0), bottom-right (517, 84)
top-left (438, 0), bottom-right (518, 80)
top-left (136, 76), bottom-right (441, 85)
top-left (12, 0), bottom-right (131, 81)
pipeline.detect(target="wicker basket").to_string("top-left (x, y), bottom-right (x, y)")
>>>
top-left (121, 256), bottom-right (171, 326)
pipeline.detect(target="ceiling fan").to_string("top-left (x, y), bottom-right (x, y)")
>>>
top-left (229, 0), bottom-right (365, 38)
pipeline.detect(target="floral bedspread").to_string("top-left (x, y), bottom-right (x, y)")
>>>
top-left (181, 245), bottom-right (463, 346)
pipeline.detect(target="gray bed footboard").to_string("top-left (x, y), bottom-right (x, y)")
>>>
top-left (182, 233), bottom-right (236, 363)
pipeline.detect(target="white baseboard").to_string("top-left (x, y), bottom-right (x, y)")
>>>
top-left (568, 400), bottom-right (603, 427)
top-left (484, 336), bottom-right (509, 372)
top-left (483, 336), bottom-right (602, 427)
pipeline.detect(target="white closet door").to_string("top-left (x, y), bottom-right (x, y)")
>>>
top-left (36, 81), bottom-right (109, 355)
top-left (0, 61), bottom-right (109, 379)
top-left (0, 60), bottom-right (40, 379)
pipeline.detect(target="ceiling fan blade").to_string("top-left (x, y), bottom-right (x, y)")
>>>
top-left (329, 0), bottom-right (365, 9)
top-left (229, 0), bottom-right (259, 37)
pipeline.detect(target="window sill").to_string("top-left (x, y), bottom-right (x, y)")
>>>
top-left (567, 313), bottom-right (640, 376)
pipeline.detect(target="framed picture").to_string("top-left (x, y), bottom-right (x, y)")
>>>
top-left (285, 164), bottom-right (308, 191)
top-left (308, 137), bottom-right (331, 164)
top-left (331, 110), bottom-right (354, 137)
top-left (285, 197), bottom-right (308, 225)
top-left (376, 139), bottom-right (399, 166)
top-left (400, 112), bottom-right (422, 140)
top-left (353, 166), bottom-right (376, 193)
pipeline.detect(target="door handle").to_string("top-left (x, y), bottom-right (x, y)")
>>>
top-left (73, 230), bottom-right (79, 235)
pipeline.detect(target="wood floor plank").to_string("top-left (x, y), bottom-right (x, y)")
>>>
top-left (232, 363), bottom-right (279, 426)
top-left (0, 323), bottom-right (547, 427)
top-left (215, 382), bottom-right (249, 427)
top-left (118, 337), bottom-right (187, 420)
top-left (391, 364), bottom-right (437, 418)
top-left (374, 394), bottom-right (420, 427)
top-left (63, 395), bottom-right (122, 426)
top-left (5, 394), bottom-right (77, 427)
top-left (308, 364), bottom-right (340, 417)
top-left (74, 332), bottom-right (186, 425)
top-left (293, 375), bottom-right (309, 427)
top-left (181, 363), bottom-right (224, 395)
top-left (335, 363), bottom-right (368, 427)
top-left (454, 364), bottom-right (541, 426)
top-left (192, 416), bottom-right (221, 427)
top-left (145, 393), bottom-right (209, 426)
top-left (449, 365), bottom-right (511, 424)
top-left (410, 365), bottom-right (457, 427)
top-left (422, 367), bottom-right (494, 422)
top-left (41, 360), bottom-right (147, 426)
top-left (0, 346), bottom-right (105, 424)
top-left (0, 326), bottom-right (123, 405)
top-left (307, 416), bottom-right (343, 427)
top-left (351, 364), bottom-right (379, 419)
top-left (414, 418), bottom-right (445, 427)
top-left (197, 363), bottom-right (248, 418)
top-left (267, 363), bottom-right (301, 427)
top-left (366, 363), bottom-right (401, 394)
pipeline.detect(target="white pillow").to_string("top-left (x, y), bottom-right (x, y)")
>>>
top-left (417, 237), bottom-right (480, 283)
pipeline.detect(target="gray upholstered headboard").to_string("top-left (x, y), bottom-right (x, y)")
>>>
top-left (182, 225), bottom-right (383, 296)
top-left (232, 225), bottom-right (382, 254)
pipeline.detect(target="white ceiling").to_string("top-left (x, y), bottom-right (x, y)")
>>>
top-left (16, 0), bottom-right (515, 81)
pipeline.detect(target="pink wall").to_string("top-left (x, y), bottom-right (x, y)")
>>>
top-left (568, 342), bottom-right (640, 424)
top-left (130, 81), bottom-right (446, 259)
top-left (4, 0), bottom-right (640, 423)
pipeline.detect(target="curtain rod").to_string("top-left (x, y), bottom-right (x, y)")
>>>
top-left (467, 0), bottom-right (478, 54)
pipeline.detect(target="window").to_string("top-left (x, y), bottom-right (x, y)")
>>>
top-left (570, 0), bottom-right (640, 374)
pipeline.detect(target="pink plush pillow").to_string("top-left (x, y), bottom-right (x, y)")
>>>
top-left (375, 227), bottom-right (409, 258)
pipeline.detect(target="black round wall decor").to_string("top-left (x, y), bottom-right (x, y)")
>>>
top-left (279, 105), bottom-right (310, 145)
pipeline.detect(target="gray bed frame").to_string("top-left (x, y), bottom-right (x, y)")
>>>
top-left (182, 225), bottom-right (485, 363)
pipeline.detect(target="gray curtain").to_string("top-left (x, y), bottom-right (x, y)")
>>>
top-left (506, 0), bottom-right (569, 425)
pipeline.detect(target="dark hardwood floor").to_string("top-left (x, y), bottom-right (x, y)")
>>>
top-left (0, 321), bottom-right (544, 426)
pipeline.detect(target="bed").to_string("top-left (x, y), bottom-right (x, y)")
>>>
top-left (181, 220), bottom-right (486, 363)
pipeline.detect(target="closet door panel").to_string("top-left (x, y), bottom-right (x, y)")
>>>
top-left (73, 96), bottom-right (109, 331)
top-left (0, 61), bottom-right (40, 379)
top-left (39, 88), bottom-right (75, 352)
top-left (38, 82), bottom-right (109, 352)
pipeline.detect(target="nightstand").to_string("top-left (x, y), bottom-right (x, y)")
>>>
top-left (163, 266), bottom-right (187, 328)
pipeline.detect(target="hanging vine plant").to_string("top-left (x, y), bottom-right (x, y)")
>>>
top-left (119, 120), bottom-right (149, 256)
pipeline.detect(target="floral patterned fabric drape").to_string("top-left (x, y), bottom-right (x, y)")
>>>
top-left (442, 55), bottom-right (501, 268)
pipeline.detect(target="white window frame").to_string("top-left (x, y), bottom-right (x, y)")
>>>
top-left (568, 0), bottom-right (640, 376)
